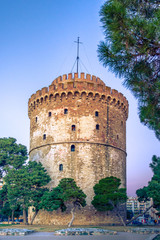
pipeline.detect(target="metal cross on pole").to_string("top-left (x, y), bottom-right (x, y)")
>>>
top-left (74, 37), bottom-right (82, 73)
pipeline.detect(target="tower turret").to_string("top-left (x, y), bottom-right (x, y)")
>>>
top-left (28, 72), bottom-right (129, 225)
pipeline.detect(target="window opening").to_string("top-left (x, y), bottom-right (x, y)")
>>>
top-left (71, 145), bottom-right (75, 152)
top-left (59, 164), bottom-right (63, 171)
top-left (95, 111), bottom-right (99, 117)
top-left (64, 108), bottom-right (68, 114)
top-left (96, 124), bottom-right (99, 130)
top-left (43, 134), bottom-right (46, 140)
top-left (72, 125), bottom-right (76, 131)
top-left (35, 117), bottom-right (38, 122)
top-left (48, 112), bottom-right (52, 117)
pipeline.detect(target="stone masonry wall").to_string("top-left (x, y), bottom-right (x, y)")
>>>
top-left (28, 72), bottom-right (129, 225)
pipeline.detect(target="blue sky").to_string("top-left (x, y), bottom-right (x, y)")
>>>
top-left (0, 0), bottom-right (159, 196)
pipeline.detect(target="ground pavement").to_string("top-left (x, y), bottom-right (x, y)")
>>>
top-left (0, 232), bottom-right (157, 240)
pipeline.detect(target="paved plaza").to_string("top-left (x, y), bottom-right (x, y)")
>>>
top-left (0, 232), bottom-right (158, 240)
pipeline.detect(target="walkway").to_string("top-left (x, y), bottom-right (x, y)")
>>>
top-left (0, 231), bottom-right (157, 240)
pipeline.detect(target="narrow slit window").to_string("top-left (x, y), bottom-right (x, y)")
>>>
top-left (59, 164), bottom-right (63, 171)
top-left (72, 125), bottom-right (76, 131)
top-left (95, 111), bottom-right (99, 117)
top-left (48, 112), bottom-right (52, 117)
top-left (96, 124), bottom-right (99, 130)
top-left (35, 117), bottom-right (38, 122)
top-left (64, 108), bottom-right (68, 114)
top-left (71, 145), bottom-right (75, 152)
top-left (43, 134), bottom-right (46, 140)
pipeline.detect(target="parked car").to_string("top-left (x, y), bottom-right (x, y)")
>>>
top-left (132, 220), bottom-right (143, 226)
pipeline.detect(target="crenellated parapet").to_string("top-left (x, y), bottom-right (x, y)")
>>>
top-left (28, 71), bottom-right (128, 226)
top-left (28, 72), bottom-right (129, 119)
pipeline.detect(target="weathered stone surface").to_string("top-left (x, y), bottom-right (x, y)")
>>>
top-left (28, 73), bottom-right (129, 225)
top-left (0, 229), bottom-right (34, 236)
top-left (127, 228), bottom-right (160, 234)
top-left (54, 228), bottom-right (117, 235)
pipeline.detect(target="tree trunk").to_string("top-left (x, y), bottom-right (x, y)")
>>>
top-left (11, 210), bottom-right (14, 224)
top-left (30, 209), bottom-right (39, 225)
top-left (8, 216), bottom-right (10, 224)
top-left (116, 208), bottom-right (126, 226)
top-left (23, 209), bottom-right (28, 225)
top-left (126, 205), bottom-right (153, 225)
top-left (68, 207), bottom-right (75, 227)
top-left (109, 201), bottom-right (126, 226)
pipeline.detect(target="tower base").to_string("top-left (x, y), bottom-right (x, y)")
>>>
top-left (28, 205), bottom-right (126, 226)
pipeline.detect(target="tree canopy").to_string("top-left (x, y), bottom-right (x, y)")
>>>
top-left (4, 161), bottom-right (51, 224)
top-left (40, 186), bottom-right (65, 212)
top-left (0, 137), bottom-right (27, 176)
top-left (92, 176), bottom-right (127, 225)
top-left (0, 137), bottom-right (51, 224)
top-left (136, 155), bottom-right (160, 214)
top-left (41, 178), bottom-right (86, 227)
top-left (98, 0), bottom-right (160, 140)
top-left (58, 178), bottom-right (86, 208)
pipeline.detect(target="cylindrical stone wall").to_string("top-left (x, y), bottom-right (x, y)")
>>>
top-left (28, 72), bottom-right (128, 224)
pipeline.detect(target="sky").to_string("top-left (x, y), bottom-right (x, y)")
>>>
top-left (0, 0), bottom-right (159, 197)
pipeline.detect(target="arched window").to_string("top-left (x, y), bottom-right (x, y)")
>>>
top-left (96, 124), bottom-right (99, 130)
top-left (35, 117), bottom-right (38, 122)
top-left (43, 134), bottom-right (46, 140)
top-left (71, 145), bottom-right (75, 152)
top-left (72, 125), bottom-right (76, 131)
top-left (59, 164), bottom-right (63, 171)
top-left (95, 111), bottom-right (99, 117)
top-left (48, 112), bottom-right (52, 117)
top-left (64, 108), bottom-right (68, 114)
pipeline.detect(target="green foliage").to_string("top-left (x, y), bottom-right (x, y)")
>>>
top-left (4, 161), bottom-right (51, 211)
top-left (137, 155), bottom-right (160, 212)
top-left (41, 187), bottom-right (66, 212)
top-left (41, 178), bottom-right (86, 212)
top-left (0, 184), bottom-right (8, 202)
top-left (0, 137), bottom-right (51, 224)
top-left (0, 185), bottom-right (22, 220)
top-left (92, 176), bottom-right (127, 211)
top-left (98, 0), bottom-right (160, 140)
top-left (0, 201), bottom-right (12, 219)
top-left (31, 187), bottom-right (49, 211)
top-left (0, 137), bottom-right (28, 176)
top-left (58, 178), bottom-right (86, 207)
top-left (136, 187), bottom-right (149, 202)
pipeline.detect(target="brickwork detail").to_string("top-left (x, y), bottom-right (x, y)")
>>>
top-left (28, 72), bottom-right (129, 225)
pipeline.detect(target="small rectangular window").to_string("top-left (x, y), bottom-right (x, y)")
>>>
top-left (72, 125), bottom-right (76, 131)
top-left (96, 124), bottom-right (99, 130)
top-left (48, 112), bottom-right (52, 117)
top-left (43, 134), bottom-right (46, 140)
top-left (59, 164), bottom-right (63, 171)
top-left (64, 109), bottom-right (68, 114)
top-left (71, 145), bottom-right (75, 152)
top-left (95, 111), bottom-right (99, 117)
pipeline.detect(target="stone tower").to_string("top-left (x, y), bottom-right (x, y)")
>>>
top-left (28, 72), bottom-right (129, 225)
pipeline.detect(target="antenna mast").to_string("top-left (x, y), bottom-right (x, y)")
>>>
top-left (74, 37), bottom-right (82, 73)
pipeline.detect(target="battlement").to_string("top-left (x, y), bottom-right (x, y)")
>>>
top-left (51, 73), bottom-right (105, 86)
top-left (28, 73), bottom-right (129, 119)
